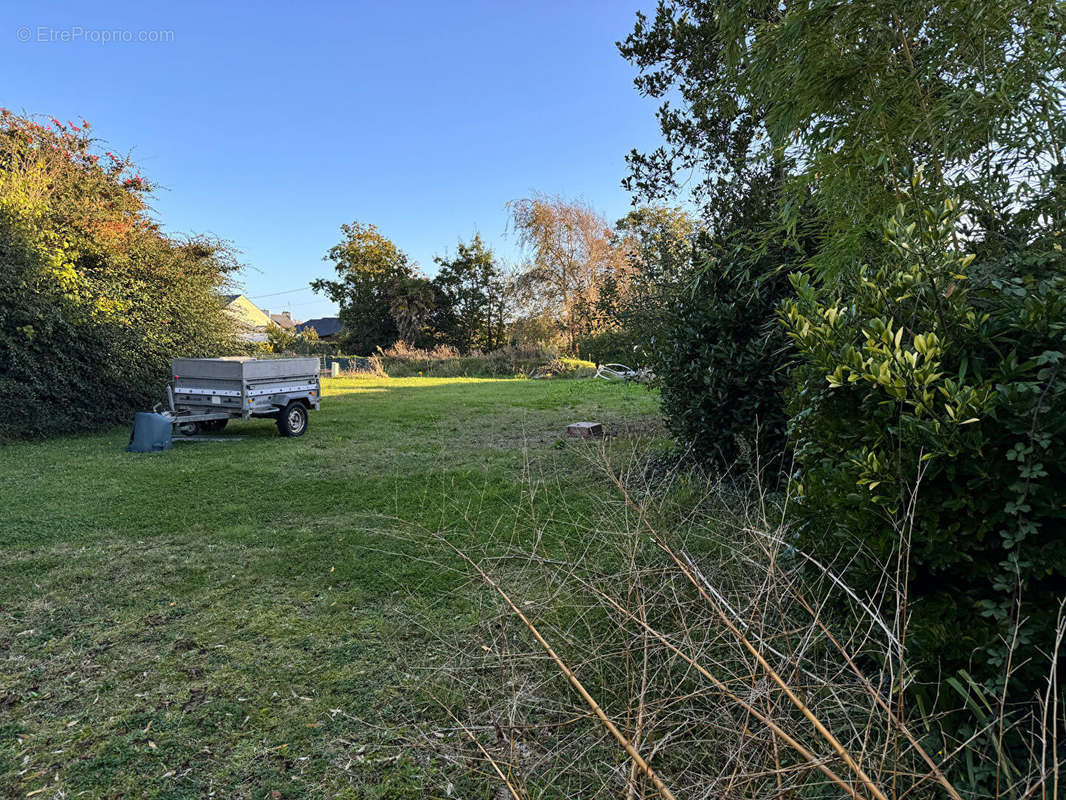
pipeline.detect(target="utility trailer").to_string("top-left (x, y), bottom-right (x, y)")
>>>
top-left (159, 357), bottom-right (320, 437)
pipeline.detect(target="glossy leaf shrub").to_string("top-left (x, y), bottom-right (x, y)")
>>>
top-left (783, 196), bottom-right (1066, 684)
top-left (651, 232), bottom-right (798, 476)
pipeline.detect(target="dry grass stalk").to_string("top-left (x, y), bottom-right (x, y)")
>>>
top-left (607, 466), bottom-right (891, 800)
top-left (402, 445), bottom-right (1064, 798)
top-left (430, 692), bottom-right (526, 799)
top-left (445, 540), bottom-right (679, 800)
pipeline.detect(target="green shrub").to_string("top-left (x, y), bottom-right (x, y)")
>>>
top-left (649, 228), bottom-right (800, 475)
top-left (575, 329), bottom-right (642, 367)
top-left (783, 196), bottom-right (1066, 686)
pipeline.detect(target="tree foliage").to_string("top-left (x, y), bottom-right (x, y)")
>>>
top-left (430, 235), bottom-right (508, 352)
top-left (621, 0), bottom-right (1066, 276)
top-left (509, 194), bottom-right (625, 351)
top-left (615, 205), bottom-right (697, 287)
top-left (311, 221), bottom-right (420, 353)
top-left (388, 275), bottom-right (435, 345)
top-left (574, 205), bottom-right (698, 365)
top-left (617, 3), bottom-right (781, 225)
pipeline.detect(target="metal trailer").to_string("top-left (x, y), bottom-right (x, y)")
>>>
top-left (158, 357), bottom-right (321, 437)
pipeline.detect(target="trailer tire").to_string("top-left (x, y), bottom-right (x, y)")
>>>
top-left (276, 402), bottom-right (308, 437)
top-left (177, 420), bottom-right (201, 436)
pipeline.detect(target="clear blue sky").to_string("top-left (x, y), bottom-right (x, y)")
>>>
top-left (1, 0), bottom-right (665, 320)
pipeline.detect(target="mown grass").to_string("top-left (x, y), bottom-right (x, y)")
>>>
top-left (0, 376), bottom-right (663, 798)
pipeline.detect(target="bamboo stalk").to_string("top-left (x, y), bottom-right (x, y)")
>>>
top-left (608, 470), bottom-right (890, 800)
top-left (778, 568), bottom-right (964, 800)
top-left (448, 542), bottom-right (679, 800)
top-left (430, 694), bottom-right (525, 800)
top-left (583, 576), bottom-right (871, 800)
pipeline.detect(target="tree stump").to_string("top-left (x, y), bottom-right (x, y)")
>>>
top-left (566, 422), bottom-right (604, 438)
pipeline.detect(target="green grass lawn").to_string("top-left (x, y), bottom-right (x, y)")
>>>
top-left (0, 376), bottom-right (663, 799)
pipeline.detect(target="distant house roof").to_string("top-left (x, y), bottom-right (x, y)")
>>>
top-left (222, 294), bottom-right (272, 335)
top-left (297, 317), bottom-right (344, 338)
top-left (269, 312), bottom-right (297, 330)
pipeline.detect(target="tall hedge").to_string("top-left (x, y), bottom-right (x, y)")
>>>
top-left (648, 184), bottom-right (810, 477)
top-left (652, 244), bottom-right (794, 474)
top-left (0, 111), bottom-right (238, 439)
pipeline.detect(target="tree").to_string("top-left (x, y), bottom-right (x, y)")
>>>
top-left (572, 206), bottom-right (699, 365)
top-left (388, 275), bottom-right (435, 345)
top-left (620, 0), bottom-right (1065, 280)
top-left (615, 206), bottom-right (697, 286)
top-left (603, 204), bottom-right (698, 333)
top-left (311, 221), bottom-right (418, 353)
top-left (430, 235), bottom-right (508, 353)
top-left (509, 194), bottom-right (625, 352)
top-left (617, 5), bottom-right (782, 226)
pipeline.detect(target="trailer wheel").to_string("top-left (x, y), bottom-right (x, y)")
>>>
top-left (203, 419), bottom-right (228, 433)
top-left (177, 420), bottom-right (200, 436)
top-left (276, 402), bottom-right (308, 437)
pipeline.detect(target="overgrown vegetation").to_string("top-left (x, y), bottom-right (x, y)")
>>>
top-left (618, 0), bottom-right (1066, 700)
top-left (423, 456), bottom-right (1065, 799)
top-left (373, 342), bottom-right (595, 379)
top-left (0, 110), bottom-right (239, 439)
top-left (785, 194), bottom-right (1066, 690)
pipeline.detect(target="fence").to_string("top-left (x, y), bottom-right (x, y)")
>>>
top-left (319, 356), bottom-right (375, 376)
